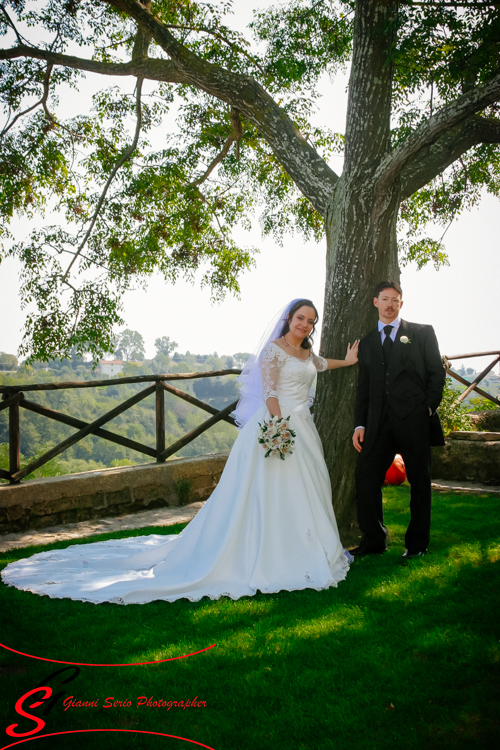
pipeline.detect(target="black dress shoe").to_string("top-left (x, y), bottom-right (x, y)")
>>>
top-left (350, 545), bottom-right (386, 557)
top-left (402, 549), bottom-right (427, 560)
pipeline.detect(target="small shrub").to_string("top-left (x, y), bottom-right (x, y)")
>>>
top-left (0, 442), bottom-right (64, 483)
top-left (438, 378), bottom-right (473, 436)
top-left (466, 396), bottom-right (499, 411)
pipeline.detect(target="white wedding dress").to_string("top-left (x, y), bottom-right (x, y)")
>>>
top-left (1, 342), bottom-right (350, 604)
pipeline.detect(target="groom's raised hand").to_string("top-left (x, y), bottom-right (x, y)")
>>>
top-left (352, 427), bottom-right (365, 453)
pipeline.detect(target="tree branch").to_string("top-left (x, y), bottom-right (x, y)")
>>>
top-left (191, 133), bottom-right (234, 188)
top-left (1, 86), bottom-right (43, 141)
top-left (400, 116), bottom-right (500, 198)
top-left (62, 77), bottom-right (144, 282)
top-left (191, 108), bottom-right (242, 187)
top-left (41, 63), bottom-right (56, 125)
top-left (375, 72), bottom-right (500, 192)
top-left (0, 62), bottom-right (57, 141)
top-left (131, 0), bottom-right (152, 59)
top-left (106, 0), bottom-right (338, 215)
top-left (0, 5), bottom-right (32, 48)
top-left (163, 24), bottom-right (266, 77)
top-left (400, 2), bottom-right (499, 7)
top-left (0, 44), bottom-right (187, 83)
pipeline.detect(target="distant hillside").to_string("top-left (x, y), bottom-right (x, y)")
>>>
top-left (0, 350), bottom-right (250, 481)
top-left (449, 365), bottom-right (500, 405)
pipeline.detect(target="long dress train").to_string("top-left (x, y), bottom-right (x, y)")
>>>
top-left (1, 343), bottom-right (350, 604)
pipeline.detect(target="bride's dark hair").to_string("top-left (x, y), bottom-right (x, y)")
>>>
top-left (280, 299), bottom-right (319, 349)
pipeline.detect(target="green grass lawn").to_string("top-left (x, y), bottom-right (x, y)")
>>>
top-left (0, 486), bottom-right (499, 750)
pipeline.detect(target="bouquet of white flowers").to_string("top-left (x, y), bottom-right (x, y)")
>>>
top-left (257, 416), bottom-right (296, 460)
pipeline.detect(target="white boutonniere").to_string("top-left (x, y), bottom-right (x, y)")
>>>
top-left (400, 335), bottom-right (411, 344)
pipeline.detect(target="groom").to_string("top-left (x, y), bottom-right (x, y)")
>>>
top-left (351, 281), bottom-right (446, 559)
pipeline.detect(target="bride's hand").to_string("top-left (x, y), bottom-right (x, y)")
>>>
top-left (266, 396), bottom-right (282, 420)
top-left (345, 340), bottom-right (359, 365)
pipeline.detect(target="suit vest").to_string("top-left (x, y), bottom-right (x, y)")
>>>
top-left (383, 342), bottom-right (426, 418)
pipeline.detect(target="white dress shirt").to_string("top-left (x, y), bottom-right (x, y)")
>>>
top-left (378, 317), bottom-right (401, 344)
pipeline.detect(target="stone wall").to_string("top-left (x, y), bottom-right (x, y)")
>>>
top-left (468, 410), bottom-right (500, 432)
top-left (0, 453), bottom-right (229, 534)
top-left (431, 432), bottom-right (500, 486)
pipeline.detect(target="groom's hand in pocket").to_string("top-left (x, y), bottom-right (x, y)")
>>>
top-left (353, 427), bottom-right (365, 453)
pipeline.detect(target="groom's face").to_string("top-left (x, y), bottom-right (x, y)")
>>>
top-left (373, 288), bottom-right (403, 324)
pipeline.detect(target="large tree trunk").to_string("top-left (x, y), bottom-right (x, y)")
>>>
top-left (315, 0), bottom-right (400, 540)
top-left (316, 177), bottom-right (400, 540)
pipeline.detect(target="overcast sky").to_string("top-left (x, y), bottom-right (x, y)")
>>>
top-left (1, 1), bottom-right (498, 375)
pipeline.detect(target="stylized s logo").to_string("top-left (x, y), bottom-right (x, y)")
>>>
top-left (6, 686), bottom-right (52, 737)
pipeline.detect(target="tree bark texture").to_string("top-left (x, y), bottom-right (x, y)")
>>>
top-left (316, 177), bottom-right (401, 534)
top-left (316, 0), bottom-right (400, 534)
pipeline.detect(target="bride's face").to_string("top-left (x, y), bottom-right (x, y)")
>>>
top-left (288, 305), bottom-right (317, 340)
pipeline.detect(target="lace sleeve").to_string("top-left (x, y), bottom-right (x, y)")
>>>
top-left (260, 343), bottom-right (287, 401)
top-left (311, 352), bottom-right (328, 372)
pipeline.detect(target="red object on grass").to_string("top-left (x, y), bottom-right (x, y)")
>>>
top-left (384, 454), bottom-right (406, 485)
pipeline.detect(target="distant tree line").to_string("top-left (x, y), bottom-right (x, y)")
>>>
top-left (0, 352), bottom-right (18, 371)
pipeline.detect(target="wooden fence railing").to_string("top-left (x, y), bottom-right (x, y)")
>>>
top-left (442, 350), bottom-right (500, 407)
top-left (0, 370), bottom-right (241, 485)
top-left (2, 351), bottom-right (497, 485)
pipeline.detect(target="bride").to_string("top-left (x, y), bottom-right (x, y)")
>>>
top-left (2, 299), bottom-right (359, 604)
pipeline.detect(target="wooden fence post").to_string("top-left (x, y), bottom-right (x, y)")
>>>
top-left (453, 355), bottom-right (500, 405)
top-left (10, 385), bottom-right (156, 483)
top-left (9, 399), bottom-right (20, 483)
top-left (156, 380), bottom-right (165, 462)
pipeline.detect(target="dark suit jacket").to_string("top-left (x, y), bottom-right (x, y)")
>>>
top-left (354, 319), bottom-right (446, 454)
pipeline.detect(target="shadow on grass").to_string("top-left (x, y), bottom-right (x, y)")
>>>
top-left (0, 488), bottom-right (499, 749)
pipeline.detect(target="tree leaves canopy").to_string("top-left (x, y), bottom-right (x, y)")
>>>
top-left (113, 327), bottom-right (145, 360)
top-left (1, 0), bottom-right (499, 362)
top-left (154, 334), bottom-right (177, 356)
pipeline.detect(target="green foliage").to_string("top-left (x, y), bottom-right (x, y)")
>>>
top-left (113, 328), bottom-right (145, 361)
top-left (393, 2), bottom-right (500, 266)
top-left (193, 374), bottom-right (239, 406)
top-left (0, 441), bottom-right (64, 483)
top-left (393, 1), bottom-right (500, 105)
top-left (109, 457), bottom-right (135, 467)
top-left (0, 347), bottom-right (241, 480)
top-left (398, 236), bottom-right (449, 271)
top-left (438, 377), bottom-right (473, 436)
top-left (58, 457), bottom-right (106, 474)
top-left (251, 0), bottom-right (352, 90)
top-left (467, 396), bottom-right (499, 412)
top-left (398, 142), bottom-right (500, 270)
top-left (0, 0), bottom-right (499, 358)
top-left (0, 352), bottom-right (17, 370)
top-left (1, 1), bottom-right (260, 362)
top-left (232, 352), bottom-right (250, 368)
top-left (154, 335), bottom-right (178, 357)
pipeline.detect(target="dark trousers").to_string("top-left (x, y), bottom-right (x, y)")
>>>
top-left (355, 403), bottom-right (432, 552)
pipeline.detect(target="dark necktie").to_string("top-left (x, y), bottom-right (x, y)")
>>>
top-left (383, 325), bottom-right (393, 359)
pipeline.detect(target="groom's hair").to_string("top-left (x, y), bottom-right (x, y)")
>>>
top-left (373, 280), bottom-right (403, 298)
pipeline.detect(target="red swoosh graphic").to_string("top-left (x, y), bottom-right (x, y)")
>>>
top-left (0, 729), bottom-right (215, 750)
top-left (0, 642), bottom-right (215, 666)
